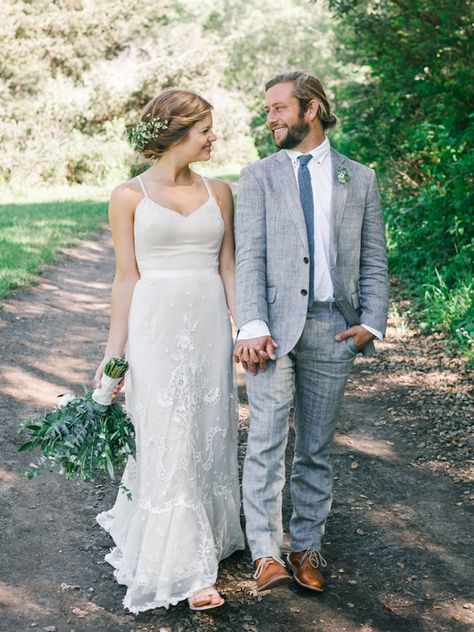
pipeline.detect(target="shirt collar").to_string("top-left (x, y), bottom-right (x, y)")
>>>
top-left (286, 136), bottom-right (331, 166)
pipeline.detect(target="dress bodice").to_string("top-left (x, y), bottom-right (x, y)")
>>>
top-left (134, 176), bottom-right (224, 278)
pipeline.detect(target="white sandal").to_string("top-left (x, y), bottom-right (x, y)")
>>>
top-left (188, 586), bottom-right (225, 611)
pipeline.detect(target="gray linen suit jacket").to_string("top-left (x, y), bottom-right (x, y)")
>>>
top-left (235, 147), bottom-right (389, 358)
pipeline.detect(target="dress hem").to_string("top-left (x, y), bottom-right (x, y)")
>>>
top-left (96, 512), bottom-right (245, 612)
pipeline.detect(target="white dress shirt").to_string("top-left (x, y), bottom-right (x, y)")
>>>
top-left (238, 137), bottom-right (383, 341)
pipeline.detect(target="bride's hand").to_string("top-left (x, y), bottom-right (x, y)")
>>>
top-left (93, 359), bottom-right (124, 400)
top-left (93, 358), bottom-right (107, 389)
top-left (111, 379), bottom-right (125, 400)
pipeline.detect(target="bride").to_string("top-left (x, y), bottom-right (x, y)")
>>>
top-left (94, 88), bottom-right (244, 613)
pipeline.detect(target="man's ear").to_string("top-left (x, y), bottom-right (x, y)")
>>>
top-left (306, 99), bottom-right (320, 122)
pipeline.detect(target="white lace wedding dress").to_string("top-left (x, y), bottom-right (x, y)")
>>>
top-left (96, 175), bottom-right (244, 613)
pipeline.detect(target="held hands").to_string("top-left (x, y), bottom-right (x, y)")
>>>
top-left (233, 336), bottom-right (278, 375)
top-left (234, 326), bottom-right (372, 375)
top-left (335, 325), bottom-right (375, 351)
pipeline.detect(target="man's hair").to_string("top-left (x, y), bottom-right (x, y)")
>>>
top-left (265, 70), bottom-right (337, 131)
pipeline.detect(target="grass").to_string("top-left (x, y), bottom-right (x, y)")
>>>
top-left (0, 171), bottom-right (240, 302)
top-left (421, 270), bottom-right (474, 364)
top-left (0, 187), bottom-right (108, 299)
top-left (391, 271), bottom-right (474, 367)
top-left (195, 164), bottom-right (241, 181)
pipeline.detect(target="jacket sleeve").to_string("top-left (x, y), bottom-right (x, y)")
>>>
top-left (358, 169), bottom-right (390, 334)
top-left (235, 166), bottom-right (269, 331)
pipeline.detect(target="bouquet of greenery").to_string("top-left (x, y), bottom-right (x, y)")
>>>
top-left (18, 358), bottom-right (135, 483)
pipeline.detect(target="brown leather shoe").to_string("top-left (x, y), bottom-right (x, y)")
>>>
top-left (254, 557), bottom-right (292, 591)
top-left (287, 549), bottom-right (326, 592)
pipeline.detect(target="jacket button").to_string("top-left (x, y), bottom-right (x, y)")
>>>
top-left (301, 289), bottom-right (308, 296)
top-left (303, 256), bottom-right (309, 264)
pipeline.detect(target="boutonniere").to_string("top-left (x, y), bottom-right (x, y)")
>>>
top-left (337, 166), bottom-right (350, 185)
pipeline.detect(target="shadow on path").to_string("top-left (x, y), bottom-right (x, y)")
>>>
top-left (0, 231), bottom-right (472, 632)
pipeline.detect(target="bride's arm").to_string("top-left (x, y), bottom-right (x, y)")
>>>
top-left (214, 180), bottom-right (237, 325)
top-left (94, 184), bottom-right (140, 386)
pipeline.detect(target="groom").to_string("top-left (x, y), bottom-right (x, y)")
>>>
top-left (234, 70), bottom-right (389, 592)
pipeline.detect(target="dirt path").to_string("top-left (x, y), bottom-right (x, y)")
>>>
top-left (1, 231), bottom-right (472, 632)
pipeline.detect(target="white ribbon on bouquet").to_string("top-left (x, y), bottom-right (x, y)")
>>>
top-left (92, 374), bottom-right (123, 406)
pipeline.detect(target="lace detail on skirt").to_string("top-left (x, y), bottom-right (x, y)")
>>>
top-left (96, 272), bottom-right (244, 612)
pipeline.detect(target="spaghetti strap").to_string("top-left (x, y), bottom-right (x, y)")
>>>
top-left (136, 175), bottom-right (148, 198)
top-left (201, 176), bottom-right (215, 201)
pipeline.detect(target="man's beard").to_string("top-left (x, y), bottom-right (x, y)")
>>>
top-left (272, 115), bottom-right (310, 149)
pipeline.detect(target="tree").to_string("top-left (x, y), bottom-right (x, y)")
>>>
top-left (322, 0), bottom-right (473, 356)
top-left (1, 0), bottom-right (338, 184)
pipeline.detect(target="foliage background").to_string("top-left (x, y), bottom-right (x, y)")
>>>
top-left (1, 0), bottom-right (337, 185)
top-left (322, 0), bottom-right (473, 359)
top-left (1, 0), bottom-right (472, 359)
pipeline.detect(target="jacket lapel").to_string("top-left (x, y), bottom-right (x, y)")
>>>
top-left (329, 148), bottom-right (349, 267)
top-left (274, 151), bottom-right (308, 249)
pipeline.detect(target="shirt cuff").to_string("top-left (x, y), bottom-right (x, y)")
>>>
top-left (361, 323), bottom-right (384, 340)
top-left (237, 319), bottom-right (270, 340)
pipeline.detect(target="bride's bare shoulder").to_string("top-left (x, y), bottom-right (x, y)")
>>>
top-left (109, 178), bottom-right (143, 215)
top-left (207, 178), bottom-right (234, 202)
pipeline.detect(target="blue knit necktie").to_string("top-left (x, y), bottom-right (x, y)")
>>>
top-left (298, 154), bottom-right (315, 306)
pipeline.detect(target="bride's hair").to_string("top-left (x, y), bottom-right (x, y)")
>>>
top-left (265, 70), bottom-right (337, 131)
top-left (138, 89), bottom-right (213, 160)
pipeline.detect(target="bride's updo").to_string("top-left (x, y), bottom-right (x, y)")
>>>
top-left (133, 89), bottom-right (213, 160)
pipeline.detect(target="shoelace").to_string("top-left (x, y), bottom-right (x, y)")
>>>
top-left (299, 549), bottom-right (327, 569)
top-left (253, 556), bottom-right (286, 580)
